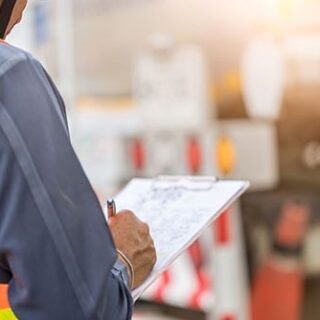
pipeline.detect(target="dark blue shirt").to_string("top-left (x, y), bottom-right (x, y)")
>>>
top-left (0, 43), bottom-right (132, 319)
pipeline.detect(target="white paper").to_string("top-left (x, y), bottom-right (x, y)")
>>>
top-left (111, 177), bottom-right (249, 301)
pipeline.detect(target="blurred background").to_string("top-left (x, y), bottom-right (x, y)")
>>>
top-left (8, 0), bottom-right (320, 319)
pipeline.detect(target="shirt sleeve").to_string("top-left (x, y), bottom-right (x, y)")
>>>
top-left (0, 47), bottom-right (133, 319)
top-left (109, 261), bottom-right (133, 319)
top-left (112, 260), bottom-right (131, 290)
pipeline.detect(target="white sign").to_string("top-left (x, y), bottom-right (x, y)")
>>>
top-left (134, 44), bottom-right (209, 131)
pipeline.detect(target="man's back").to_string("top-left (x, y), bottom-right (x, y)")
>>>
top-left (0, 43), bottom-right (132, 319)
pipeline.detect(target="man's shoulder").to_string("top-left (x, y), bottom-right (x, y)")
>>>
top-left (0, 43), bottom-right (35, 76)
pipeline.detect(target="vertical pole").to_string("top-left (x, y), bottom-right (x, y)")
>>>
top-left (209, 204), bottom-right (249, 320)
top-left (55, 0), bottom-right (76, 113)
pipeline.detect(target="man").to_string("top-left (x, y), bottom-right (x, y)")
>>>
top-left (0, 0), bottom-right (157, 319)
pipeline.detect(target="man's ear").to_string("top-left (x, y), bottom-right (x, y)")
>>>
top-left (0, 0), bottom-right (16, 39)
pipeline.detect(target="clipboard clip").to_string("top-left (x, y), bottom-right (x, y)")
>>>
top-left (153, 175), bottom-right (218, 192)
top-left (157, 175), bottom-right (218, 182)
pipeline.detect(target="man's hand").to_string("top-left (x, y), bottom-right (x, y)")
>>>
top-left (108, 210), bottom-right (157, 289)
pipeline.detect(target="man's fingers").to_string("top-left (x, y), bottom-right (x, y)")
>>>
top-left (141, 223), bottom-right (150, 235)
top-left (108, 208), bottom-right (156, 288)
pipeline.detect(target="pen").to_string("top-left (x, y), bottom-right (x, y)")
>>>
top-left (107, 199), bottom-right (117, 218)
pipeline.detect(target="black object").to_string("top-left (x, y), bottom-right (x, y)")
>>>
top-left (0, 0), bottom-right (16, 39)
top-left (272, 241), bottom-right (302, 257)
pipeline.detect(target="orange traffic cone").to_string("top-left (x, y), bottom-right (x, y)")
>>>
top-left (251, 202), bottom-right (310, 320)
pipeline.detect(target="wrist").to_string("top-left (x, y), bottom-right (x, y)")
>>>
top-left (117, 255), bottom-right (132, 285)
top-left (117, 249), bottom-right (135, 289)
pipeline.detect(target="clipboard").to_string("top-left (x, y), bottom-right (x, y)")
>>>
top-left (109, 176), bottom-right (250, 301)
